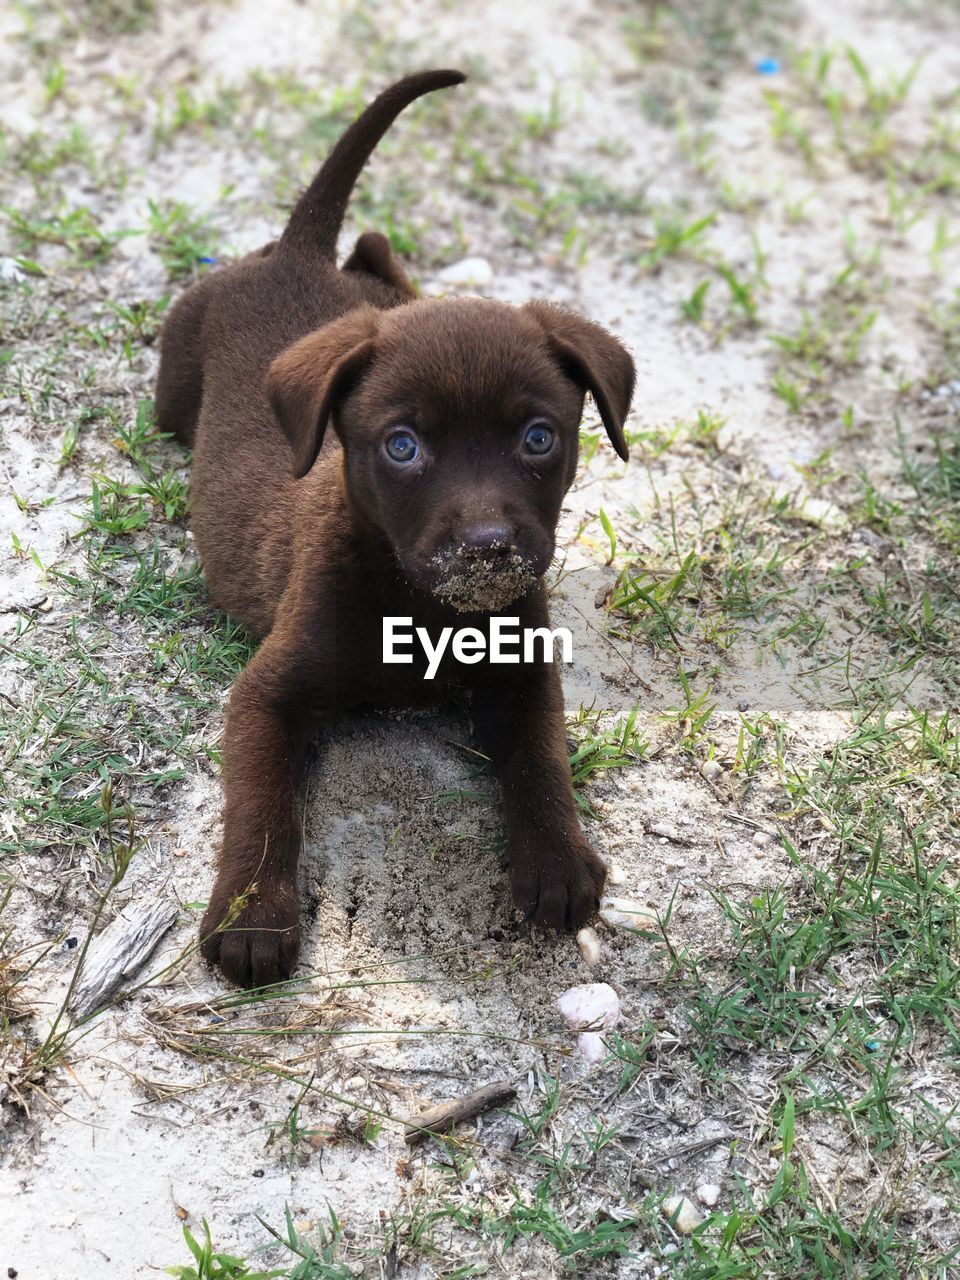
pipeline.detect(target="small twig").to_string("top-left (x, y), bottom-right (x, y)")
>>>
top-left (666, 1133), bottom-right (736, 1162)
top-left (404, 1080), bottom-right (517, 1146)
top-left (720, 810), bottom-right (777, 835)
top-left (644, 823), bottom-right (690, 846)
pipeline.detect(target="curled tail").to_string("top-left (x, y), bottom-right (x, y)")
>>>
top-left (280, 68), bottom-right (466, 259)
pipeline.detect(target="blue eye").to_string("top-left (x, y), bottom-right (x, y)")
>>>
top-left (385, 430), bottom-right (419, 463)
top-left (523, 420), bottom-right (554, 455)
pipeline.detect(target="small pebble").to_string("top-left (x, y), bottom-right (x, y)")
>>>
top-left (661, 1195), bottom-right (702, 1234)
top-left (577, 1031), bottom-right (606, 1063)
top-left (649, 823), bottom-right (681, 842)
top-left (605, 858), bottom-right (628, 886)
top-left (801, 496), bottom-right (845, 529)
top-left (438, 256), bottom-right (493, 287)
top-left (700, 760), bottom-right (722, 783)
top-left (556, 982), bottom-right (620, 1031)
top-left (696, 1183), bottom-right (721, 1208)
top-left (599, 896), bottom-right (656, 932)
top-left (854, 526), bottom-right (888, 551)
top-left (0, 257), bottom-right (26, 283)
top-left (752, 830), bottom-right (773, 848)
top-left (576, 926), bottom-right (602, 968)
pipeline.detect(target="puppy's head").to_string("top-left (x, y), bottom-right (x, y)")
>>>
top-left (268, 297), bottom-right (634, 612)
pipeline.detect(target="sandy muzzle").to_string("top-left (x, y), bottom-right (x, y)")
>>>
top-left (429, 546), bottom-right (540, 612)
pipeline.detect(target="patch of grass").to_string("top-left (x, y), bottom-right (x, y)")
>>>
top-left (0, 881), bottom-right (45, 1031)
top-left (899, 428), bottom-right (960, 550)
top-left (680, 278), bottom-right (711, 324)
top-left (147, 199), bottom-right (219, 280)
top-left (11, 124), bottom-right (97, 183)
top-left (661, 663), bottom-right (717, 754)
top-left (567, 703), bottom-right (648, 816)
top-left (666, 1162), bottom-right (959, 1278)
top-left (714, 258), bottom-right (760, 324)
top-left (1, 200), bottom-right (133, 263)
top-left (153, 83), bottom-right (243, 145)
top-left (1, 395), bottom-right (252, 862)
top-left (167, 1208), bottom-right (354, 1279)
top-left (637, 210), bottom-right (716, 271)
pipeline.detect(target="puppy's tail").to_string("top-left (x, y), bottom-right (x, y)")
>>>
top-left (280, 69), bottom-right (466, 258)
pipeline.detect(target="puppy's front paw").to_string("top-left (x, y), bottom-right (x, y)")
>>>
top-left (510, 841), bottom-right (607, 932)
top-left (200, 875), bottom-right (300, 988)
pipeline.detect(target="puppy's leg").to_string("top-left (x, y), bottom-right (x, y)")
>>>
top-left (473, 663), bottom-right (607, 931)
top-left (200, 630), bottom-right (315, 987)
top-left (155, 271), bottom-right (223, 447)
top-left (342, 230), bottom-right (417, 298)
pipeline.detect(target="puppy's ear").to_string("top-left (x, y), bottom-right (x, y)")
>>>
top-left (524, 302), bottom-right (635, 461)
top-left (267, 307), bottom-right (379, 478)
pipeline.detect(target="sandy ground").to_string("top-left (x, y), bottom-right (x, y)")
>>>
top-left (1, 0), bottom-right (959, 1276)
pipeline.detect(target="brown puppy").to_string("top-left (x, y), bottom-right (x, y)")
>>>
top-left (155, 70), bottom-right (636, 988)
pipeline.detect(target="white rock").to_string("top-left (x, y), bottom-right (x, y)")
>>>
top-left (700, 760), bottom-right (722, 783)
top-left (801, 496), bottom-right (844, 528)
top-left (599, 896), bottom-right (657, 932)
top-left (0, 257), bottom-right (26, 283)
top-left (649, 822), bottom-right (681, 842)
top-left (438, 256), bottom-right (493, 287)
top-left (606, 859), bottom-right (628, 886)
top-left (576, 1031), bottom-right (606, 1063)
top-left (576, 926), bottom-right (602, 967)
top-left (556, 982), bottom-right (620, 1032)
top-left (696, 1183), bottom-right (721, 1208)
top-left (752, 829), bottom-right (773, 848)
top-left (661, 1195), bottom-right (702, 1234)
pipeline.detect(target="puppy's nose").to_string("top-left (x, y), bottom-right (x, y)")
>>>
top-left (461, 523), bottom-right (514, 556)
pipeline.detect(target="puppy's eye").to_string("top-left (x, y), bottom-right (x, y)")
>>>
top-left (522, 420), bottom-right (555, 456)
top-left (385, 430), bottom-right (420, 463)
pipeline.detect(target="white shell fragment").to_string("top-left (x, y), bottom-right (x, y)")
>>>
top-left (576, 1031), bottom-right (606, 1063)
top-left (696, 1183), bottom-right (721, 1208)
top-left (0, 257), bottom-right (27, 284)
top-left (576, 926), bottom-right (603, 967)
top-left (605, 859), bottom-right (628, 886)
top-left (598, 896), bottom-right (657, 932)
top-left (800, 496), bottom-right (845, 529)
top-left (556, 982), bottom-right (621, 1032)
top-left (438, 256), bottom-right (493, 287)
top-left (661, 1195), bottom-right (702, 1234)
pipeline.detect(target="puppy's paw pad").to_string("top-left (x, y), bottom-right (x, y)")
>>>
top-left (511, 844), bottom-right (607, 933)
top-left (200, 878), bottom-right (300, 989)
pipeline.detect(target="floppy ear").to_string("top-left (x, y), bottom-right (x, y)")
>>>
top-left (524, 302), bottom-right (635, 461)
top-left (267, 307), bottom-right (379, 478)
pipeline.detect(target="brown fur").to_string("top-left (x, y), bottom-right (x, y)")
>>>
top-left (155, 70), bottom-right (636, 988)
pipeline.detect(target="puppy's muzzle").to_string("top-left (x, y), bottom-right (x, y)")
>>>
top-left (429, 533), bottom-right (539, 613)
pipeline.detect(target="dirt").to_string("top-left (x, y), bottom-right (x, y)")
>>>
top-left (1, 0), bottom-right (959, 1275)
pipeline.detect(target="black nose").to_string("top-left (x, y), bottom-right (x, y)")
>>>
top-left (461, 523), bottom-right (514, 556)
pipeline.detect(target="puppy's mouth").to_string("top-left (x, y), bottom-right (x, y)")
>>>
top-left (426, 545), bottom-right (540, 613)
